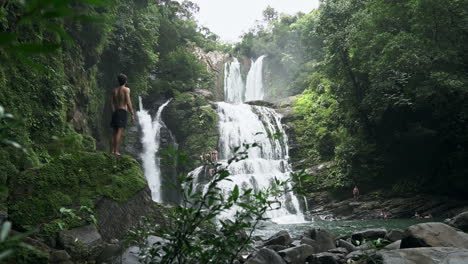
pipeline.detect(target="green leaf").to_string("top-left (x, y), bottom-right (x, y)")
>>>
top-left (231, 185), bottom-right (239, 202)
top-left (0, 221), bottom-right (12, 242)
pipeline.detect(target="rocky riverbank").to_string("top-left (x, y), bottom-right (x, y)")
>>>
top-left (305, 191), bottom-right (468, 221)
top-left (242, 211), bottom-right (468, 264)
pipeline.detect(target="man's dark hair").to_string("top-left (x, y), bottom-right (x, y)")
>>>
top-left (117, 73), bottom-right (127, 86)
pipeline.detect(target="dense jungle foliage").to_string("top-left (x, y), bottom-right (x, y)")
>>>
top-left (0, 2), bottom-right (223, 261)
top-left (237, 0), bottom-right (468, 198)
top-left (0, 0), bottom-right (220, 208)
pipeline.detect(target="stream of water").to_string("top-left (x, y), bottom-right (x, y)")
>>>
top-left (137, 98), bottom-right (172, 203)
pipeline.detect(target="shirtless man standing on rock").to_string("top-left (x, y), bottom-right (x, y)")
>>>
top-left (110, 73), bottom-right (134, 156)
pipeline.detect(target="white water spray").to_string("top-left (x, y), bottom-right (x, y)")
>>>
top-left (224, 58), bottom-right (244, 103)
top-left (245, 55), bottom-right (266, 102)
top-left (137, 97), bottom-right (172, 203)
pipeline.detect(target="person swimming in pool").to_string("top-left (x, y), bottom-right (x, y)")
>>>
top-left (110, 73), bottom-right (134, 156)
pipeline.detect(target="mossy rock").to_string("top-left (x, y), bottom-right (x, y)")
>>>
top-left (163, 92), bottom-right (219, 171)
top-left (8, 152), bottom-right (146, 228)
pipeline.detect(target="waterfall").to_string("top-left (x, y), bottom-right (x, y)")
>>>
top-left (216, 102), bottom-right (305, 223)
top-left (137, 97), bottom-right (172, 203)
top-left (245, 55), bottom-right (266, 102)
top-left (192, 55), bottom-right (305, 223)
top-left (224, 58), bottom-right (244, 104)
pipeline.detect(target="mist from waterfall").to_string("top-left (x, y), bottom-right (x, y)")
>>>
top-left (137, 98), bottom-right (172, 203)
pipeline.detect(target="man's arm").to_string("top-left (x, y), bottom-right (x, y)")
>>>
top-left (126, 87), bottom-right (135, 121)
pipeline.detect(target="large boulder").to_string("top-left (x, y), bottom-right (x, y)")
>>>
top-left (263, 230), bottom-right (293, 247)
top-left (278, 244), bottom-right (315, 264)
top-left (245, 248), bottom-right (286, 264)
top-left (302, 228), bottom-right (336, 253)
top-left (448, 211), bottom-right (468, 232)
top-left (351, 228), bottom-right (387, 242)
top-left (374, 247), bottom-right (468, 264)
top-left (400, 222), bottom-right (468, 249)
top-left (385, 229), bottom-right (405, 242)
top-left (337, 239), bottom-right (356, 253)
top-left (95, 186), bottom-right (166, 241)
top-left (8, 152), bottom-right (146, 228)
top-left (58, 225), bottom-right (104, 260)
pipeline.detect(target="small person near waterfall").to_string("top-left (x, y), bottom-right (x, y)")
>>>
top-left (110, 73), bottom-right (134, 156)
top-left (353, 185), bottom-right (360, 200)
top-left (210, 149), bottom-right (218, 162)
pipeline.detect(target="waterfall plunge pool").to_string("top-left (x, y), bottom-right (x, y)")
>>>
top-left (253, 218), bottom-right (443, 239)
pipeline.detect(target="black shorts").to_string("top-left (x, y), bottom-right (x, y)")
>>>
top-left (110, 109), bottom-right (128, 128)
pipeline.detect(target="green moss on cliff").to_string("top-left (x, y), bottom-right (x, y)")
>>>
top-left (8, 152), bottom-right (146, 228)
top-left (164, 92), bottom-right (219, 171)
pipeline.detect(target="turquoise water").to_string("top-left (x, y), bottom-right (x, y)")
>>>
top-left (254, 218), bottom-right (442, 239)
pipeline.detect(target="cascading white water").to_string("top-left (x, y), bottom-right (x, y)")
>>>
top-left (245, 55), bottom-right (266, 102)
top-left (190, 55), bottom-right (305, 223)
top-left (224, 58), bottom-right (244, 103)
top-left (137, 97), bottom-right (172, 203)
top-left (216, 102), bottom-right (305, 223)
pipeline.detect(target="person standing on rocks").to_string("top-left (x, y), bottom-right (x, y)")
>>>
top-left (110, 73), bottom-right (134, 156)
top-left (353, 185), bottom-right (360, 200)
top-left (210, 149), bottom-right (218, 162)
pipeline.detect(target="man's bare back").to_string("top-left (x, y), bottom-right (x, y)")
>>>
top-left (110, 73), bottom-right (134, 155)
top-left (112, 86), bottom-right (133, 113)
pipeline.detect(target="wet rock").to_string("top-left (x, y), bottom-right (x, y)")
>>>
top-left (58, 225), bottom-right (103, 260)
top-left (120, 246), bottom-right (141, 264)
top-left (302, 228), bottom-right (336, 253)
top-left (265, 245), bottom-right (288, 252)
top-left (49, 250), bottom-right (71, 263)
top-left (278, 244), bottom-right (315, 264)
top-left (385, 229), bottom-right (405, 242)
top-left (351, 228), bottom-right (387, 242)
top-left (263, 230), bottom-right (293, 247)
top-left (307, 252), bottom-right (341, 264)
top-left (448, 211), bottom-right (468, 232)
top-left (345, 249), bottom-right (378, 260)
top-left (290, 240), bottom-right (301, 247)
top-left (245, 248), bottom-right (286, 264)
top-left (337, 239), bottom-right (356, 253)
top-left (245, 100), bottom-right (275, 107)
top-left (328, 247), bottom-right (348, 255)
top-left (400, 222), bottom-right (468, 249)
top-left (374, 247), bottom-right (468, 264)
top-left (97, 243), bottom-right (121, 263)
top-left (384, 240), bottom-right (401, 250)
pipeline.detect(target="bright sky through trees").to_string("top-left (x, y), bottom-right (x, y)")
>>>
top-left (185, 0), bottom-right (319, 42)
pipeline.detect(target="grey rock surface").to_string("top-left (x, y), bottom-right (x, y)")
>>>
top-left (385, 229), bottom-right (405, 242)
top-left (448, 211), bottom-right (468, 232)
top-left (244, 248), bottom-right (286, 264)
top-left (278, 244), bottom-right (315, 264)
top-left (374, 247), bottom-right (468, 264)
top-left (302, 228), bottom-right (336, 253)
top-left (58, 225), bottom-right (103, 260)
top-left (263, 230), bottom-right (293, 247)
top-left (400, 222), bottom-right (468, 249)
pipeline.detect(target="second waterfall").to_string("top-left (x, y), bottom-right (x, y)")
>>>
top-left (201, 56), bottom-right (305, 223)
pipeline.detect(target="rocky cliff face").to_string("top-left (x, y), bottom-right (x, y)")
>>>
top-left (193, 47), bottom-right (230, 101)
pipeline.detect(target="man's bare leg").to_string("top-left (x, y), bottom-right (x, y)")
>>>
top-left (115, 127), bottom-right (124, 155)
top-left (111, 128), bottom-right (117, 154)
